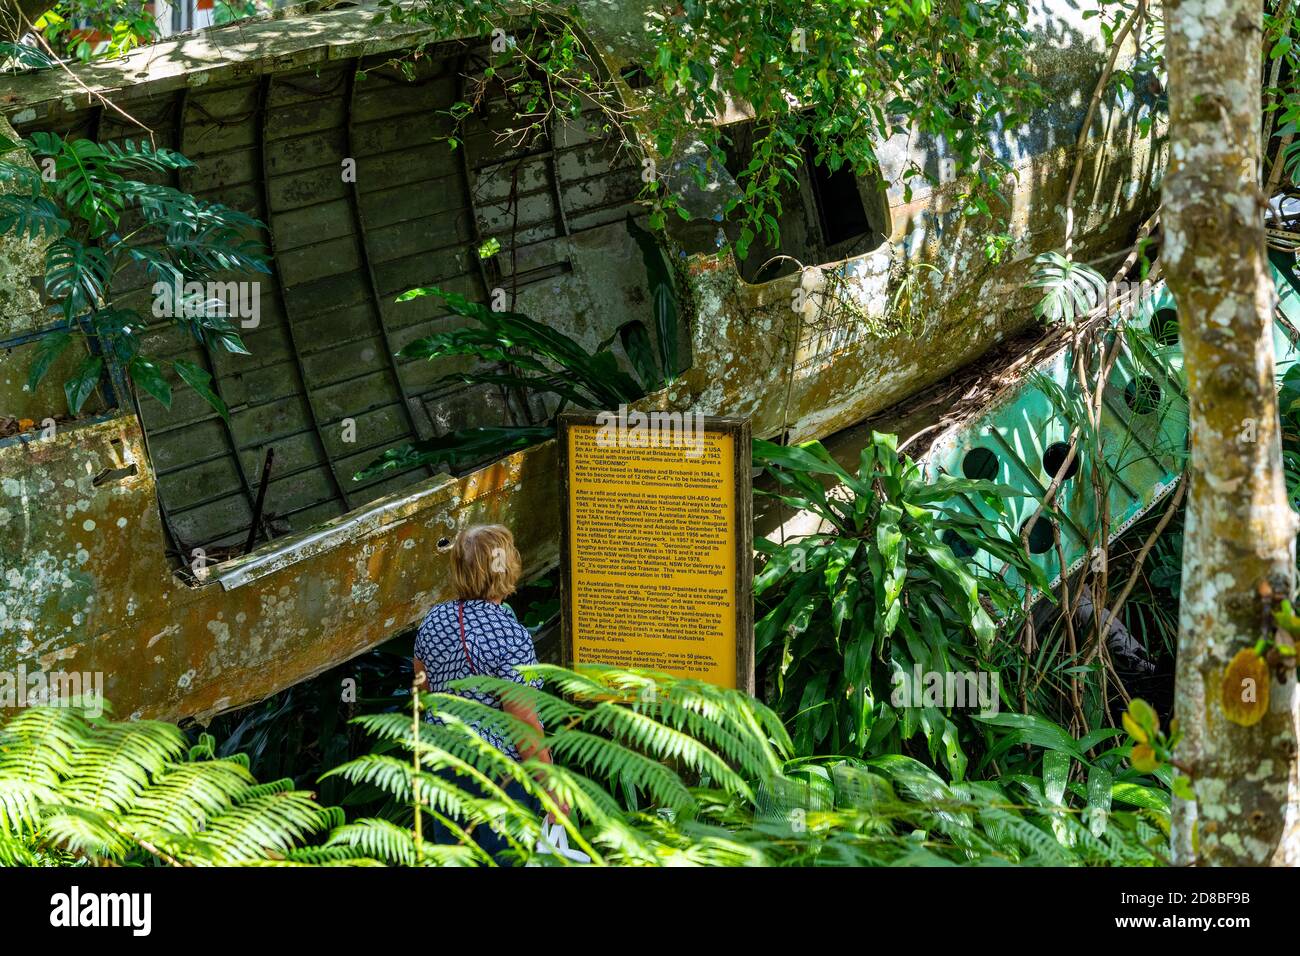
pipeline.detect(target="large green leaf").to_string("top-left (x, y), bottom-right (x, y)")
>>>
top-left (617, 320), bottom-right (661, 394)
top-left (625, 215), bottom-right (678, 384)
top-left (0, 157), bottom-right (44, 195)
top-left (44, 238), bottom-right (112, 317)
top-left (42, 137), bottom-right (124, 237)
top-left (166, 224), bottom-right (270, 275)
top-left (1110, 781), bottom-right (1170, 811)
top-left (100, 139), bottom-right (195, 174)
top-left (397, 286), bottom-right (644, 407)
top-left (63, 354), bottom-right (103, 416)
top-left (174, 359), bottom-right (230, 423)
top-left (128, 356), bottom-right (172, 408)
top-left (27, 331), bottom-right (72, 393)
top-left (754, 438), bottom-right (855, 486)
top-left (0, 194), bottom-right (68, 239)
top-left (0, 41), bottom-right (59, 72)
top-left (973, 712), bottom-right (1087, 766)
top-left (1029, 251), bottom-right (1107, 325)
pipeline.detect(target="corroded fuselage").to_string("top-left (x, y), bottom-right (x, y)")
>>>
top-left (0, 1), bottom-right (1163, 721)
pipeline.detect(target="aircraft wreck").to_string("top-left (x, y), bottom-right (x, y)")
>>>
top-left (0, 1), bottom-right (1163, 722)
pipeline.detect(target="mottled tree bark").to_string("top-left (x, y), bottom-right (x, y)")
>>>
top-left (1166, 0), bottom-right (1300, 865)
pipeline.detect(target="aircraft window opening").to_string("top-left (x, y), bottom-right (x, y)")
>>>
top-left (1021, 517), bottom-right (1056, 555)
top-left (1124, 375), bottom-right (1163, 415)
top-left (961, 446), bottom-right (999, 481)
top-left (719, 120), bottom-right (889, 283)
top-left (1152, 307), bottom-right (1180, 346)
top-left (1042, 441), bottom-right (1079, 481)
top-left (804, 140), bottom-right (871, 247)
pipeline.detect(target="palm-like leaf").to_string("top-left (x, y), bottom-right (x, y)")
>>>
top-left (0, 194), bottom-right (67, 239)
top-left (1029, 251), bottom-right (1108, 325)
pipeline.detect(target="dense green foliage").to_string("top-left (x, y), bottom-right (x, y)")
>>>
top-left (1, 665), bottom-right (1169, 866)
top-left (383, 0), bottom-right (1041, 257)
top-left (752, 433), bottom-right (1048, 775)
top-left (0, 133), bottom-right (268, 420)
top-left (637, 0), bottom-right (1040, 256)
top-left (0, 706), bottom-right (340, 865)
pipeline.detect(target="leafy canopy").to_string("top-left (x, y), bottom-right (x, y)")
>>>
top-left (0, 132), bottom-right (269, 421)
top-left (386, 0), bottom-right (1042, 259)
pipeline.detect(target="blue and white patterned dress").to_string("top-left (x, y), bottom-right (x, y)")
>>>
top-left (413, 599), bottom-right (543, 759)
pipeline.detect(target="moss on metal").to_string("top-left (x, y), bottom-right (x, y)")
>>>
top-left (0, 1), bottom-right (1166, 722)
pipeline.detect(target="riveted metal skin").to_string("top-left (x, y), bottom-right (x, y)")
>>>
top-left (923, 253), bottom-right (1300, 594)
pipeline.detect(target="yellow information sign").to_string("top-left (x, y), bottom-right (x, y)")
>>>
top-left (559, 411), bottom-right (753, 693)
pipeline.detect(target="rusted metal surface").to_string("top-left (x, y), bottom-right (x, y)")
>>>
top-left (0, 413), bottom-right (560, 722)
top-left (0, 1), bottom-right (1166, 722)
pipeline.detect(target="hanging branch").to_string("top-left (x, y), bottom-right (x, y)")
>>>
top-left (1063, 0), bottom-right (1148, 260)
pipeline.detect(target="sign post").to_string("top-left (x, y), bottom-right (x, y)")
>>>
top-left (558, 410), bottom-right (754, 694)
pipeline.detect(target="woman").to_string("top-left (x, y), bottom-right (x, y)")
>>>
top-left (413, 524), bottom-right (562, 857)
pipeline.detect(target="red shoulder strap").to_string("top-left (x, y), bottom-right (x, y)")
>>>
top-left (458, 600), bottom-right (479, 674)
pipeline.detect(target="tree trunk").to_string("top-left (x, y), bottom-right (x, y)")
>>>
top-left (1166, 0), bottom-right (1300, 865)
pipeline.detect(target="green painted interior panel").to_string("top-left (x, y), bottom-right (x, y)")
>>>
top-left (926, 256), bottom-right (1300, 593)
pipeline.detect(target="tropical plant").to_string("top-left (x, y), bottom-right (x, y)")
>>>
top-left (0, 40), bottom-right (58, 71)
top-left (751, 432), bottom-right (1048, 777)
top-left (354, 218), bottom-right (679, 480)
top-left (323, 663), bottom-right (1168, 866)
top-left (2, 665), bottom-right (1170, 866)
top-left (0, 132), bottom-right (269, 421)
top-left (389, 0), bottom-right (1041, 258)
top-left (0, 706), bottom-right (344, 865)
top-left (1028, 251), bottom-right (1109, 325)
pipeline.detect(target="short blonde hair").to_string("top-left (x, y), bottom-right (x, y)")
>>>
top-left (451, 524), bottom-right (521, 602)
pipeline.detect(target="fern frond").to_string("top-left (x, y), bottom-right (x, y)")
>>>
top-left (0, 706), bottom-right (88, 781)
top-left (435, 678), bottom-right (584, 728)
top-left (58, 718), bottom-right (187, 813)
top-left (0, 777), bottom-right (59, 837)
top-left (123, 758), bottom-right (254, 835)
top-left (281, 843), bottom-right (383, 865)
top-left (0, 833), bottom-right (42, 866)
top-left (547, 729), bottom-right (695, 813)
top-left (198, 791), bottom-right (332, 863)
top-left (326, 818), bottom-right (484, 867)
top-left (579, 702), bottom-right (751, 800)
top-left (39, 805), bottom-right (134, 863)
top-left (977, 806), bottom-right (1072, 865)
top-left (420, 693), bottom-right (542, 753)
